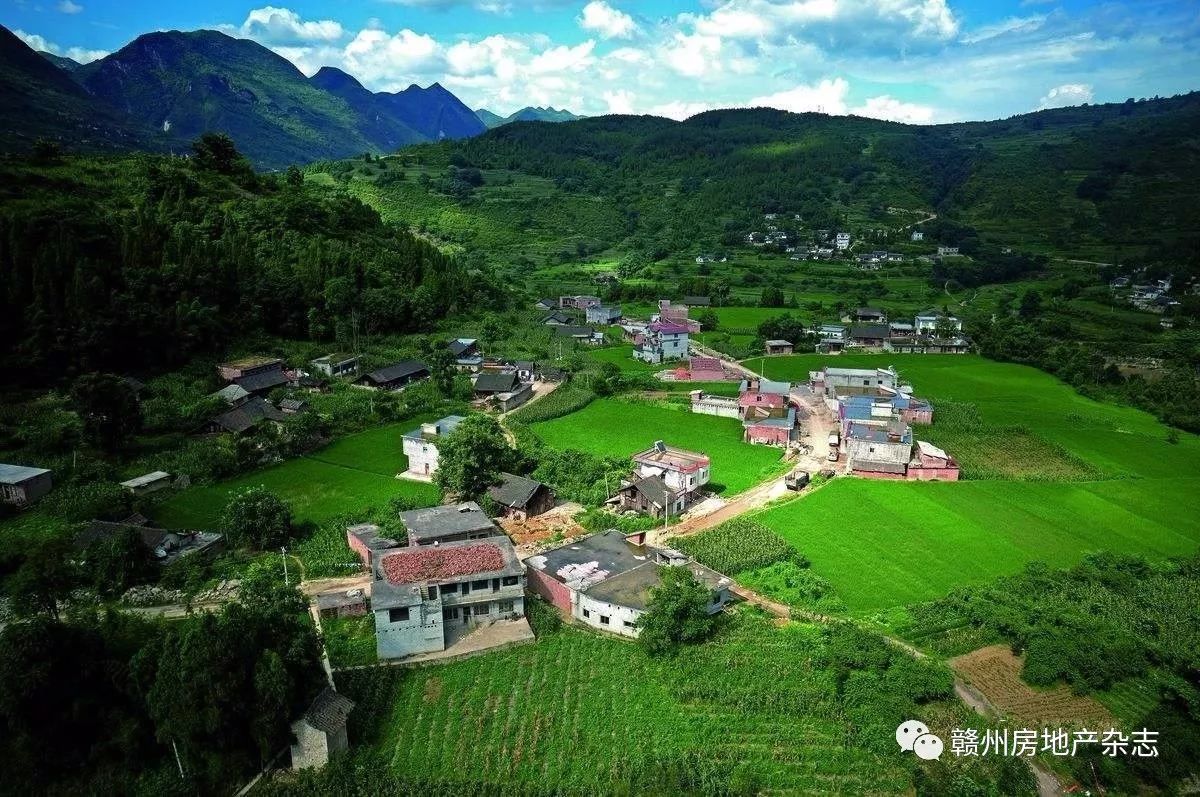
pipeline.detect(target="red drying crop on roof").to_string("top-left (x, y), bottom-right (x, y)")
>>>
top-left (382, 544), bottom-right (505, 584)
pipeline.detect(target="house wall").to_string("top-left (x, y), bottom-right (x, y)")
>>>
top-left (691, 396), bottom-right (740, 419)
top-left (576, 594), bottom-right (643, 637)
top-left (744, 425), bottom-right (793, 446)
top-left (908, 466), bottom-right (960, 482)
top-left (497, 383), bottom-right (533, 412)
top-left (347, 534), bottom-right (371, 567)
top-left (290, 721), bottom-right (332, 770)
top-left (0, 472), bottom-right (52, 506)
top-left (526, 567), bottom-right (573, 613)
top-left (375, 601), bottom-right (446, 659)
top-left (403, 438), bottom-right (440, 475)
top-left (900, 408), bottom-right (934, 425)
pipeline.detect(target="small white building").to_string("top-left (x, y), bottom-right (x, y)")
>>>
top-left (835, 232), bottom-right (851, 250)
top-left (631, 441), bottom-right (710, 495)
top-left (911, 231), bottom-right (924, 241)
top-left (400, 415), bottom-right (465, 477)
top-left (119, 471), bottom-right (172, 496)
top-left (290, 688), bottom-right (354, 770)
top-left (937, 246), bottom-right (960, 256)
top-left (914, 309), bottom-right (963, 334)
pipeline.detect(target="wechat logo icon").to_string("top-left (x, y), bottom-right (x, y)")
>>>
top-left (896, 720), bottom-right (944, 760)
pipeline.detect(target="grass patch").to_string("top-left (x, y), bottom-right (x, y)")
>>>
top-left (323, 613), bottom-right (377, 669)
top-left (530, 398), bottom-right (786, 495)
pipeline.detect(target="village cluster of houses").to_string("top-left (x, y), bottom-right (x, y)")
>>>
top-left (815, 307), bottom-right (970, 355)
top-left (1109, 275), bottom-right (1180, 323)
top-left (691, 377), bottom-right (807, 448)
top-left (812, 366), bottom-right (959, 481)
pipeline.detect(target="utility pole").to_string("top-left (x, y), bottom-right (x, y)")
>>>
top-left (281, 546), bottom-right (289, 586)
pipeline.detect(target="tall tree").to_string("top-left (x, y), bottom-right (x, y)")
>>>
top-left (220, 487), bottom-right (293, 549)
top-left (635, 567), bottom-right (717, 657)
top-left (433, 414), bottom-right (515, 499)
top-left (70, 373), bottom-right (143, 452)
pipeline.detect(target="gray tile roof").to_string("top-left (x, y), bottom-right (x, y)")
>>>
top-left (487, 472), bottom-right (546, 509)
top-left (302, 688), bottom-right (354, 733)
top-left (473, 372), bottom-right (520, 393)
top-left (398, 502), bottom-right (497, 544)
top-left (361, 360), bottom-right (429, 385)
top-left (210, 397), bottom-right (284, 434)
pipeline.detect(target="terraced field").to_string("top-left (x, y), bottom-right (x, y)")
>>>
top-left (746, 354), bottom-right (1200, 613)
top-left (335, 615), bottom-right (917, 794)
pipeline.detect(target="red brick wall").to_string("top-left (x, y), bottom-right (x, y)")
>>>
top-left (526, 567), bottom-right (573, 614)
top-left (744, 425), bottom-right (791, 445)
top-left (346, 533), bottom-right (370, 568)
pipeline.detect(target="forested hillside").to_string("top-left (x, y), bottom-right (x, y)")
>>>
top-left (0, 134), bottom-right (500, 383)
top-left (396, 94), bottom-right (1200, 262)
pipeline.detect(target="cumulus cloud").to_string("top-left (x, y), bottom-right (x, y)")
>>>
top-left (1038, 83), bottom-right (1094, 108)
top-left (750, 78), bottom-right (849, 114)
top-left (649, 100), bottom-right (715, 121)
top-left (14, 28), bottom-right (108, 62)
top-left (342, 28), bottom-right (445, 85)
top-left (234, 6), bottom-right (344, 45)
top-left (579, 1), bottom-right (639, 40)
top-left (663, 31), bottom-right (722, 78)
top-left (603, 89), bottom-right (635, 114)
top-left (56, 0), bottom-right (83, 14)
top-left (854, 95), bottom-right (937, 123)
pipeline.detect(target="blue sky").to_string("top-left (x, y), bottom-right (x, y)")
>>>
top-left (8, 0), bottom-right (1200, 122)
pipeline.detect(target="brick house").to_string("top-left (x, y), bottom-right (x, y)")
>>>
top-left (743, 406), bottom-right (801, 446)
top-left (524, 530), bottom-right (731, 638)
top-left (216, 357), bottom-right (289, 395)
top-left (346, 523), bottom-right (403, 569)
top-left (400, 415), bottom-right (465, 477)
top-left (487, 473), bottom-right (556, 520)
top-left (764, 339), bottom-right (794, 355)
top-left (559, 295), bottom-right (602, 309)
top-left (908, 441), bottom-right (961, 481)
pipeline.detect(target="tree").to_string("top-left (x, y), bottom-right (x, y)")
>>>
top-left (636, 566), bottom-right (717, 656)
top-left (7, 538), bottom-right (78, 619)
top-left (191, 132), bottom-right (247, 175)
top-left (220, 487), bottom-right (293, 549)
top-left (84, 525), bottom-right (155, 596)
top-left (70, 373), bottom-right (143, 452)
top-left (933, 317), bottom-right (959, 340)
top-left (285, 165), bottom-right (303, 187)
top-left (1019, 289), bottom-right (1043, 319)
top-left (433, 414), bottom-right (515, 499)
top-left (695, 308), bottom-right (719, 331)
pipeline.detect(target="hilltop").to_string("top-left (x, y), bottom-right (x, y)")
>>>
top-left (476, 106), bottom-right (582, 128)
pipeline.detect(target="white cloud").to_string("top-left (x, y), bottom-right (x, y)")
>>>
top-left (579, 1), bottom-right (639, 40)
top-left (959, 14), bottom-right (1046, 45)
top-left (56, 0), bottom-right (83, 14)
top-left (236, 6), bottom-right (343, 44)
top-left (342, 28), bottom-right (445, 85)
top-left (1038, 82), bottom-right (1093, 108)
top-left (649, 100), bottom-right (715, 120)
top-left (749, 78), bottom-right (849, 114)
top-left (687, 0), bottom-right (957, 49)
top-left (14, 28), bottom-right (108, 63)
top-left (854, 95), bottom-right (936, 123)
top-left (663, 31), bottom-right (722, 78)
top-left (603, 89), bottom-right (635, 114)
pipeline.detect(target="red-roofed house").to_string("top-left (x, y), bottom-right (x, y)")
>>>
top-left (907, 440), bottom-right (961, 481)
top-left (371, 531), bottom-right (526, 659)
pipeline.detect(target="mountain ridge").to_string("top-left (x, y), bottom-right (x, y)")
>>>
top-left (475, 105), bottom-right (582, 128)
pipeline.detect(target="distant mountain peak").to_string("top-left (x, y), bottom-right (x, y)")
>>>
top-left (476, 105), bottom-right (583, 128)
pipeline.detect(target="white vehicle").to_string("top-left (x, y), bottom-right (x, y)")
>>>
top-left (827, 450), bottom-right (839, 462)
top-left (827, 432), bottom-right (840, 447)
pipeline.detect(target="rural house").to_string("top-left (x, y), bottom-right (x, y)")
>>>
top-left (309, 353), bottom-right (359, 378)
top-left (850, 324), bottom-right (889, 348)
top-left (632, 442), bottom-right (710, 498)
top-left (560, 295), bottom-right (602, 309)
top-left (743, 406), bottom-right (801, 446)
top-left (0, 463), bottom-right (52, 506)
top-left (681, 296), bottom-right (711, 307)
top-left (279, 398), bottom-right (308, 414)
top-left (585, 305), bottom-right (622, 325)
top-left (290, 688), bottom-right (354, 770)
top-left (211, 383), bottom-right (251, 406)
top-left (356, 360), bottom-right (430, 392)
top-left (911, 230), bottom-right (924, 241)
top-left (401, 415), bottom-right (465, 477)
top-left (812, 366), bottom-right (900, 399)
top-left (346, 523), bottom-right (403, 569)
top-left (908, 441), bottom-right (961, 480)
top-left (689, 390), bottom-right (741, 419)
top-left (914, 310), bottom-right (962, 334)
top-left (525, 530), bottom-right (731, 638)
top-left (472, 371), bottom-right (532, 411)
top-left (611, 476), bottom-right (684, 518)
top-left (372, 534), bottom-right (526, 659)
top-left (533, 298), bottom-right (556, 310)
top-left (119, 471), bottom-right (171, 496)
top-left (487, 473), bottom-right (556, 520)
top-left (847, 437), bottom-right (913, 478)
top-left (542, 310), bottom-right (571, 325)
top-left (553, 325), bottom-right (604, 345)
top-left (854, 308), bottom-right (887, 323)
top-left (937, 246), bottom-right (960, 256)
top-left (202, 396), bottom-right (286, 435)
top-left (76, 517), bottom-right (224, 566)
top-left (835, 232), bottom-right (851, 250)
top-left (400, 502), bottom-right (503, 546)
top-left (316, 589), bottom-right (368, 620)
top-left (448, 338), bottom-right (484, 371)
top-left (764, 339), bottom-right (794, 355)
top-left (632, 321), bottom-right (690, 363)
top-left (217, 357), bottom-right (289, 395)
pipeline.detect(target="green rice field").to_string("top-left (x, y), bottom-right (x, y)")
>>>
top-left (153, 423), bottom-right (441, 529)
top-left (530, 398), bottom-right (786, 494)
top-left (744, 354), bottom-right (1200, 614)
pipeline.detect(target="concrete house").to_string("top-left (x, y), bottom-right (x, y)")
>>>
top-left (400, 502), bottom-right (502, 546)
top-left (812, 366), bottom-right (900, 399)
top-left (119, 471), bottom-right (172, 496)
top-left (0, 464), bottom-right (52, 506)
top-left (585, 305), bottom-right (622, 325)
top-left (372, 535), bottom-right (526, 659)
top-left (356, 360), bottom-right (429, 392)
top-left (290, 688), bottom-right (354, 770)
top-left (632, 321), bottom-right (689, 363)
top-left (217, 357), bottom-right (289, 395)
top-left (835, 232), bottom-right (851, 250)
top-left (309, 353), bottom-right (359, 378)
top-left (401, 415), bottom-right (465, 477)
top-left (487, 473), bottom-right (556, 520)
top-left (202, 396), bottom-right (286, 435)
top-left (560, 295), bottom-right (602, 310)
top-left (914, 310), bottom-right (962, 334)
top-left (525, 530), bottom-right (731, 638)
top-left (911, 231), bottom-right (924, 241)
top-left (689, 390), bottom-right (741, 419)
top-left (937, 246), bottom-right (960, 256)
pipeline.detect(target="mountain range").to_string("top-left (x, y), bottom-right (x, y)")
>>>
top-left (0, 25), bottom-right (487, 168)
top-left (475, 106), bottom-right (582, 129)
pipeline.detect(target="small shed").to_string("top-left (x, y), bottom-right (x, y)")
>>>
top-left (119, 471), bottom-right (172, 496)
top-left (316, 589), bottom-right (368, 619)
top-left (764, 339), bottom-right (794, 355)
top-left (290, 688), bottom-right (354, 770)
top-left (0, 464), bottom-right (53, 506)
top-left (279, 398), bottom-right (308, 414)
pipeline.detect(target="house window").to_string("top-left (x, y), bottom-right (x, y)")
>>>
top-left (623, 620), bottom-right (636, 629)
top-left (582, 608), bottom-right (591, 618)
top-left (471, 579), bottom-right (489, 590)
top-left (473, 603), bottom-right (490, 616)
top-left (442, 607), bottom-right (459, 620)
top-left (498, 600), bottom-right (514, 613)
top-left (441, 582), bottom-right (458, 594)
top-left (599, 615), bottom-right (610, 625)
top-left (501, 575), bottom-right (519, 586)
top-left (388, 607), bottom-right (410, 623)
top-left (427, 585), bottom-right (438, 599)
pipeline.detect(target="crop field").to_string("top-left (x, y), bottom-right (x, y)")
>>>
top-left (335, 614), bottom-right (916, 794)
top-left (741, 354), bottom-right (1200, 613)
top-left (675, 518), bottom-right (800, 575)
top-left (153, 423), bottom-right (441, 529)
top-left (950, 646), bottom-right (1115, 728)
top-left (530, 398), bottom-right (786, 494)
